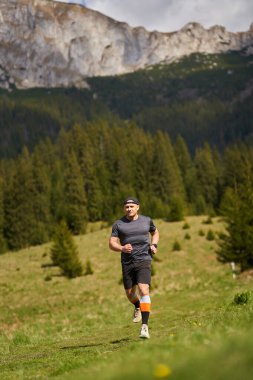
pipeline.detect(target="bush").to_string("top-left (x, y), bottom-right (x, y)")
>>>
top-left (50, 221), bottom-right (83, 278)
top-left (206, 229), bottom-right (215, 241)
top-left (198, 229), bottom-right (205, 236)
top-left (182, 222), bottom-right (190, 230)
top-left (184, 233), bottom-right (191, 240)
top-left (84, 259), bottom-right (94, 275)
top-left (233, 291), bottom-right (251, 305)
top-left (172, 240), bottom-right (181, 251)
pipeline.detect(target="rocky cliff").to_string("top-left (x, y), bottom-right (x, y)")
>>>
top-left (0, 0), bottom-right (252, 89)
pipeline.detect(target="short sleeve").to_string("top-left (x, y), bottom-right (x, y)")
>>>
top-left (111, 222), bottom-right (119, 237)
top-left (149, 218), bottom-right (156, 233)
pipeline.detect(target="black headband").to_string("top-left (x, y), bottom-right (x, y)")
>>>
top-left (123, 197), bottom-right (139, 205)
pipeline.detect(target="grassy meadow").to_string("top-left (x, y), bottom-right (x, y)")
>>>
top-left (0, 216), bottom-right (253, 379)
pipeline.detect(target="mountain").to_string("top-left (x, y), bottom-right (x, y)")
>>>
top-left (0, 50), bottom-right (252, 158)
top-left (0, 0), bottom-right (252, 89)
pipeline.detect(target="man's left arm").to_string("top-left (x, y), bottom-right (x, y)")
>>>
top-left (150, 229), bottom-right (159, 254)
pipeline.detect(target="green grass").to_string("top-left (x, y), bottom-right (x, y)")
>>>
top-left (0, 216), bottom-right (253, 379)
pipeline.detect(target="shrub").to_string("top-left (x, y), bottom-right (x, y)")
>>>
top-left (233, 291), bottom-right (251, 305)
top-left (198, 229), bottom-right (205, 236)
top-left (184, 233), bottom-right (191, 240)
top-left (50, 221), bottom-right (83, 278)
top-left (182, 222), bottom-right (190, 229)
top-left (172, 240), bottom-right (181, 251)
top-left (206, 229), bottom-right (215, 241)
top-left (84, 259), bottom-right (94, 275)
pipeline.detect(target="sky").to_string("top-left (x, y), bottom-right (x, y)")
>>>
top-left (55, 0), bottom-right (253, 33)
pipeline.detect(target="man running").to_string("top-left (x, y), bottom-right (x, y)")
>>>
top-left (109, 197), bottom-right (159, 339)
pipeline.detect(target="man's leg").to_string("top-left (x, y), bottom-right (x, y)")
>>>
top-left (125, 287), bottom-right (141, 323)
top-left (138, 283), bottom-right (151, 325)
top-left (125, 286), bottom-right (139, 307)
top-left (122, 263), bottom-right (141, 323)
top-left (138, 283), bottom-right (151, 338)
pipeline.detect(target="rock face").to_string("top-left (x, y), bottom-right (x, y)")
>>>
top-left (0, 0), bottom-right (252, 89)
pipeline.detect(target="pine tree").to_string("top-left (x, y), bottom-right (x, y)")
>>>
top-left (71, 124), bottom-right (104, 222)
top-left (151, 131), bottom-right (185, 217)
top-left (31, 148), bottom-right (52, 244)
top-left (50, 158), bottom-right (66, 224)
top-left (174, 135), bottom-right (199, 212)
top-left (222, 144), bottom-right (251, 190)
top-left (64, 151), bottom-right (88, 234)
top-left (167, 195), bottom-right (184, 222)
top-left (104, 123), bottom-right (136, 214)
top-left (3, 148), bottom-right (37, 250)
top-left (50, 220), bottom-right (83, 278)
top-left (194, 143), bottom-right (218, 212)
top-left (217, 182), bottom-right (253, 271)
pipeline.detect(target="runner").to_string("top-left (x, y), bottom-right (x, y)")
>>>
top-left (109, 197), bottom-right (159, 339)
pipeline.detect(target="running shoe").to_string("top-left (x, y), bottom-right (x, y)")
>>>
top-left (133, 307), bottom-right (142, 323)
top-left (139, 324), bottom-right (150, 339)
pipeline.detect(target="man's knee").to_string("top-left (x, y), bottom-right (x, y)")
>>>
top-left (125, 287), bottom-right (136, 298)
top-left (138, 283), bottom-right (149, 296)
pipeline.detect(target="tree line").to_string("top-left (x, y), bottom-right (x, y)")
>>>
top-left (0, 119), bottom-right (253, 254)
top-left (1, 52), bottom-right (253, 159)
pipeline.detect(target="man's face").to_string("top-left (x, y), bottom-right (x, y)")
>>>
top-left (124, 203), bottom-right (139, 218)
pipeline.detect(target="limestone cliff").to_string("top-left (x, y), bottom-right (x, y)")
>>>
top-left (0, 0), bottom-right (252, 89)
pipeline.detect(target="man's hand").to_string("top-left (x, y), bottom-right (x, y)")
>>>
top-left (150, 244), bottom-right (157, 254)
top-left (122, 244), bottom-right (133, 253)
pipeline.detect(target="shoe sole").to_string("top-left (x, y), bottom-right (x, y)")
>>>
top-left (139, 335), bottom-right (150, 339)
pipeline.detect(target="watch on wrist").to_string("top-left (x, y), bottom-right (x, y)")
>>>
top-left (152, 243), bottom-right (158, 248)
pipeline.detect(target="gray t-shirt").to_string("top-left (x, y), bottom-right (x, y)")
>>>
top-left (111, 215), bottom-right (157, 264)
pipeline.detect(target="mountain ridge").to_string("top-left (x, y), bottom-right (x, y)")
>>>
top-left (0, 0), bottom-right (253, 89)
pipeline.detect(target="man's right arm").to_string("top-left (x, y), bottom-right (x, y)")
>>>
top-left (109, 236), bottom-right (123, 252)
top-left (109, 237), bottom-right (132, 253)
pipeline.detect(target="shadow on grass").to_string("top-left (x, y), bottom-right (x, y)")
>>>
top-left (41, 263), bottom-right (56, 268)
top-left (61, 337), bottom-right (131, 350)
top-left (61, 343), bottom-right (105, 350)
top-left (110, 338), bottom-right (130, 344)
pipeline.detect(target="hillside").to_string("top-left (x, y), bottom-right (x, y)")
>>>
top-left (0, 217), bottom-right (253, 379)
top-left (0, 0), bottom-right (252, 89)
top-left (89, 51), bottom-right (253, 151)
top-left (0, 51), bottom-right (252, 157)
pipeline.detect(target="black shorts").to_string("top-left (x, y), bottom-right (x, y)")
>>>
top-left (121, 260), bottom-right (151, 289)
